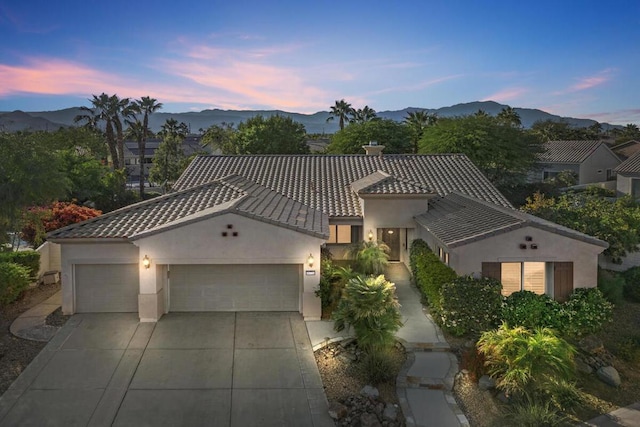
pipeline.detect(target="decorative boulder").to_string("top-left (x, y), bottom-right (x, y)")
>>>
top-left (579, 336), bottom-right (604, 354)
top-left (328, 402), bottom-right (348, 420)
top-left (478, 375), bottom-right (496, 390)
top-left (360, 412), bottom-right (382, 427)
top-left (597, 366), bottom-right (621, 387)
top-left (361, 385), bottom-right (380, 399)
top-left (576, 358), bottom-right (593, 375)
top-left (383, 403), bottom-right (398, 421)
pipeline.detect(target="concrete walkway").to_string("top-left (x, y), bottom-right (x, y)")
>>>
top-left (10, 290), bottom-right (61, 342)
top-left (306, 263), bottom-right (468, 427)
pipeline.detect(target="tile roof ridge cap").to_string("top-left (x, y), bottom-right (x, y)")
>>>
top-left (445, 191), bottom-right (522, 217)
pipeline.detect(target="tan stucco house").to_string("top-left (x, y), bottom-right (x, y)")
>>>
top-left (49, 145), bottom-right (607, 322)
top-left (615, 151), bottom-right (640, 198)
top-left (532, 140), bottom-right (621, 185)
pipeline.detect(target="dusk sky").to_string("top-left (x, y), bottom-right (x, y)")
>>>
top-left (1, 0), bottom-right (639, 125)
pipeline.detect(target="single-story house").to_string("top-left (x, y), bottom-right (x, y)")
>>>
top-left (615, 151), bottom-right (640, 198)
top-left (612, 140), bottom-right (640, 161)
top-left (532, 140), bottom-right (621, 185)
top-left (49, 144), bottom-right (607, 321)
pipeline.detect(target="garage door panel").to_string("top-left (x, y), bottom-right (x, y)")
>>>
top-left (75, 264), bottom-right (139, 313)
top-left (170, 265), bottom-right (299, 312)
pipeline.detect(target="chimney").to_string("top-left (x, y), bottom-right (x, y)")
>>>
top-left (362, 141), bottom-right (385, 157)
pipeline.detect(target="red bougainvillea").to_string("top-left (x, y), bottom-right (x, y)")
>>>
top-left (21, 201), bottom-right (102, 247)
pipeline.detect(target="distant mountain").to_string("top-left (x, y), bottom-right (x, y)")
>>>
top-left (2, 101), bottom-right (619, 134)
top-left (0, 110), bottom-right (67, 132)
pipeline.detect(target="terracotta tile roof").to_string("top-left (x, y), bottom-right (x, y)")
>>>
top-left (538, 140), bottom-right (604, 163)
top-left (415, 192), bottom-right (608, 249)
top-left (612, 140), bottom-right (640, 160)
top-left (615, 151), bottom-right (640, 174)
top-left (173, 154), bottom-right (512, 217)
top-left (48, 175), bottom-right (329, 240)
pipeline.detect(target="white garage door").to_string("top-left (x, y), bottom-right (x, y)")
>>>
top-left (169, 264), bottom-right (300, 311)
top-left (75, 264), bottom-right (139, 313)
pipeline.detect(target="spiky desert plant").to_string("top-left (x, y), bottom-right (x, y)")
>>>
top-left (333, 275), bottom-right (402, 352)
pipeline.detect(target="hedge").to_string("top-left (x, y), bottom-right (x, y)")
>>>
top-left (0, 250), bottom-right (40, 280)
top-left (0, 262), bottom-right (31, 305)
top-left (440, 276), bottom-right (503, 336)
top-left (622, 266), bottom-right (640, 302)
top-left (410, 239), bottom-right (457, 317)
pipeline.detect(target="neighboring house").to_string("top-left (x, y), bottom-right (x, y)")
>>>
top-left (48, 145), bottom-right (607, 322)
top-left (612, 140), bottom-right (640, 160)
top-left (532, 140), bottom-right (621, 185)
top-left (124, 135), bottom-right (209, 186)
top-left (614, 151), bottom-right (640, 198)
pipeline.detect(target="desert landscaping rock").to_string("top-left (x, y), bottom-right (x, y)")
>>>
top-left (597, 366), bottom-right (621, 387)
top-left (383, 403), bottom-right (398, 421)
top-left (361, 385), bottom-right (380, 399)
top-left (580, 335), bottom-right (605, 354)
top-left (360, 412), bottom-right (382, 427)
top-left (478, 375), bottom-right (496, 390)
top-left (328, 402), bottom-right (348, 420)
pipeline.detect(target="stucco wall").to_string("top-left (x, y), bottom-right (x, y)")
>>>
top-left (616, 173), bottom-right (640, 197)
top-left (60, 242), bottom-right (139, 315)
top-left (361, 196), bottom-right (429, 268)
top-left (449, 226), bottom-right (604, 289)
top-left (133, 212), bottom-right (325, 319)
top-left (579, 144), bottom-right (621, 185)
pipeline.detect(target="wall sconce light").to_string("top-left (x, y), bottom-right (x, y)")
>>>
top-left (307, 253), bottom-right (314, 268)
top-left (368, 230), bottom-right (374, 241)
top-left (142, 254), bottom-right (151, 269)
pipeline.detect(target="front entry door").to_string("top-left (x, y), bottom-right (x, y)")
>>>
top-left (378, 228), bottom-right (400, 261)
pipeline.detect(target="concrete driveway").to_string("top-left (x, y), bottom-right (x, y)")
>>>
top-left (0, 312), bottom-right (333, 427)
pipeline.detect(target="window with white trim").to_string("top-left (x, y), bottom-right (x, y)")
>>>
top-left (500, 262), bottom-right (546, 296)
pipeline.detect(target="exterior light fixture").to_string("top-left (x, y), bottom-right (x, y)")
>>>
top-left (368, 230), bottom-right (374, 241)
top-left (142, 255), bottom-right (151, 269)
top-left (307, 253), bottom-right (314, 268)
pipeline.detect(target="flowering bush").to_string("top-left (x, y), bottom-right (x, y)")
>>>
top-left (21, 201), bottom-right (102, 247)
top-left (440, 276), bottom-right (503, 336)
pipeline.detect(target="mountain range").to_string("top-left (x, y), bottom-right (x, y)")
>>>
top-left (0, 101), bottom-right (618, 134)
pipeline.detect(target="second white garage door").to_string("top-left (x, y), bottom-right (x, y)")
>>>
top-left (169, 264), bottom-right (300, 311)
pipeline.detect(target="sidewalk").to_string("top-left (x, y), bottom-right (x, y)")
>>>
top-left (306, 263), bottom-right (468, 427)
top-left (9, 290), bottom-right (61, 342)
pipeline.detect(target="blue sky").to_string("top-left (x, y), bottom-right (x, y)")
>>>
top-left (0, 0), bottom-right (639, 124)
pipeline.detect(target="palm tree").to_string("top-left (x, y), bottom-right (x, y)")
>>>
top-left (159, 118), bottom-right (189, 140)
top-left (107, 95), bottom-right (133, 170)
top-left (74, 93), bottom-right (120, 169)
top-left (326, 99), bottom-right (354, 130)
top-left (124, 118), bottom-right (149, 198)
top-left (404, 110), bottom-right (438, 153)
top-left (497, 107), bottom-right (522, 127)
top-left (129, 97), bottom-right (163, 197)
top-left (350, 105), bottom-right (378, 123)
top-left (346, 240), bottom-right (390, 275)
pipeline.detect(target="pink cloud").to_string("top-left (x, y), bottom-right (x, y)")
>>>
top-left (481, 87), bottom-right (529, 103)
top-left (579, 109), bottom-right (640, 125)
top-left (554, 68), bottom-right (615, 95)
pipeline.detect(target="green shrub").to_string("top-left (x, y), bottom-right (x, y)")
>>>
top-left (0, 250), bottom-right (40, 280)
top-left (332, 275), bottom-right (402, 352)
top-left (563, 288), bottom-right (613, 338)
top-left (622, 266), bottom-right (640, 302)
top-left (502, 291), bottom-right (563, 331)
top-left (345, 241), bottom-right (390, 275)
top-left (477, 324), bottom-right (576, 396)
top-left (439, 276), bottom-right (503, 336)
top-left (614, 335), bottom-right (640, 363)
top-left (499, 397), bottom-right (567, 427)
top-left (409, 239), bottom-right (457, 317)
top-left (0, 262), bottom-right (31, 305)
top-left (358, 348), bottom-right (397, 384)
top-left (598, 269), bottom-right (624, 304)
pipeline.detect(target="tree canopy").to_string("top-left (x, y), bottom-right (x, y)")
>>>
top-left (522, 189), bottom-right (640, 263)
top-left (419, 115), bottom-right (542, 190)
top-left (237, 115), bottom-right (310, 154)
top-left (326, 119), bottom-right (411, 154)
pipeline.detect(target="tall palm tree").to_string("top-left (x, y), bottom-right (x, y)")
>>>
top-left (124, 119), bottom-right (149, 198)
top-left (159, 118), bottom-right (189, 140)
top-left (497, 106), bottom-right (522, 127)
top-left (74, 93), bottom-right (120, 169)
top-left (350, 105), bottom-right (378, 123)
top-left (107, 95), bottom-right (133, 170)
top-left (404, 110), bottom-right (437, 153)
top-left (326, 99), bottom-right (353, 130)
top-left (129, 97), bottom-right (163, 197)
